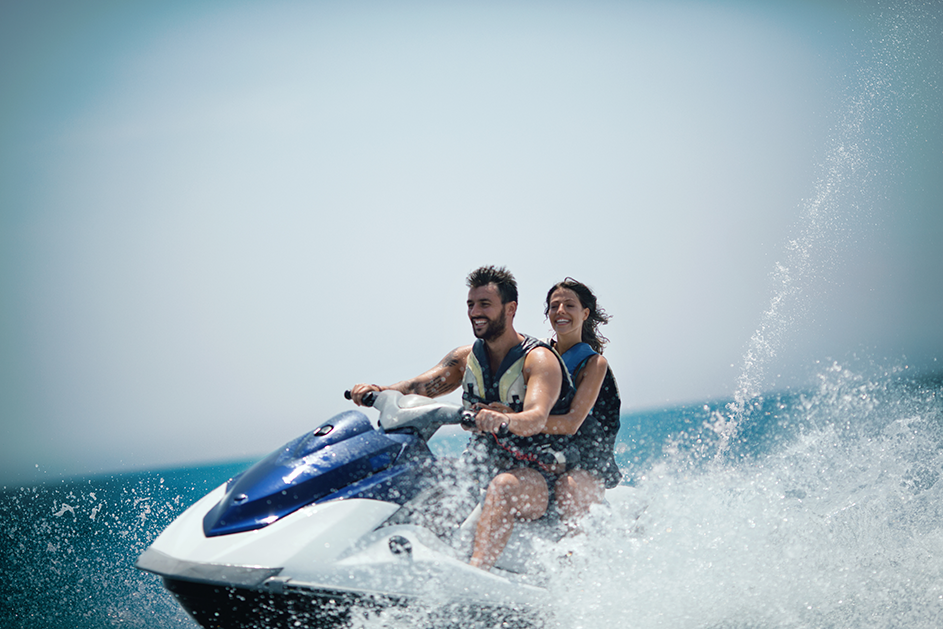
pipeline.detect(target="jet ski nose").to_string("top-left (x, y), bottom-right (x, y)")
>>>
top-left (201, 410), bottom-right (412, 538)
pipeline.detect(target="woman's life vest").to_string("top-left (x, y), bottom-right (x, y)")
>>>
top-left (559, 342), bottom-right (622, 488)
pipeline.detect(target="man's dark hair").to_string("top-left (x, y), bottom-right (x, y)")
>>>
top-left (466, 265), bottom-right (518, 304)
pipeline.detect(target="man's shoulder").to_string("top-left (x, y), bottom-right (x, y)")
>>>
top-left (519, 333), bottom-right (551, 353)
top-left (444, 344), bottom-right (473, 366)
top-left (452, 344), bottom-right (473, 357)
top-left (522, 342), bottom-right (562, 370)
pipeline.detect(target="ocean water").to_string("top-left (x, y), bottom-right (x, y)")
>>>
top-left (2, 365), bottom-right (942, 629)
top-left (0, 460), bottom-right (251, 629)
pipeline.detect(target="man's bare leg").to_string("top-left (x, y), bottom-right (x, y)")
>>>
top-left (469, 468), bottom-right (549, 570)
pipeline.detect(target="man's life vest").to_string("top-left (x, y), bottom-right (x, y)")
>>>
top-left (462, 335), bottom-right (574, 473)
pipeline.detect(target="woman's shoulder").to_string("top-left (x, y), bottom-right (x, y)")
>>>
top-left (584, 352), bottom-right (608, 374)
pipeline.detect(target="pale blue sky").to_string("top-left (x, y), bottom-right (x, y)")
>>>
top-left (2, 0), bottom-right (941, 485)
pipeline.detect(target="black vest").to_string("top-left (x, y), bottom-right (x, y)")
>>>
top-left (559, 342), bottom-right (622, 488)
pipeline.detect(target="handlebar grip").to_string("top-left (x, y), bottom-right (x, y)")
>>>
top-left (460, 410), bottom-right (510, 437)
top-left (344, 390), bottom-right (377, 407)
top-left (460, 410), bottom-right (477, 429)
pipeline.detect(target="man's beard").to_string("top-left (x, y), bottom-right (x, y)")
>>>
top-left (474, 311), bottom-right (507, 341)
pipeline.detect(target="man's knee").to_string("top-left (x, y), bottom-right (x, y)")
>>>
top-left (487, 472), bottom-right (521, 495)
top-left (487, 469), bottom-right (548, 517)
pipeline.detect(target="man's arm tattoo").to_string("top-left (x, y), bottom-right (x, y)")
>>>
top-left (441, 349), bottom-right (462, 369)
top-left (405, 375), bottom-right (452, 397)
top-left (423, 375), bottom-right (452, 397)
top-left (402, 348), bottom-right (465, 397)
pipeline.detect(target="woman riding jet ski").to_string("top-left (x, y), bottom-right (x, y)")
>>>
top-left (136, 390), bottom-right (573, 629)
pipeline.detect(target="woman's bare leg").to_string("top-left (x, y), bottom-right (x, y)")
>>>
top-left (469, 468), bottom-right (549, 570)
top-left (555, 469), bottom-right (604, 524)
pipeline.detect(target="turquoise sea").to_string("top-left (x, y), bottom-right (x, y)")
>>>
top-left (3, 365), bottom-right (943, 628)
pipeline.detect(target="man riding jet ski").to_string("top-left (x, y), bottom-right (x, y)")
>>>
top-left (349, 265), bottom-right (576, 571)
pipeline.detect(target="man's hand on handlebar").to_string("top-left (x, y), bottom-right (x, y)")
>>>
top-left (473, 401), bottom-right (514, 414)
top-left (348, 383), bottom-right (382, 406)
top-left (472, 405), bottom-right (511, 435)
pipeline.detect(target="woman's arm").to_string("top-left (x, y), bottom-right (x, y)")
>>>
top-left (542, 354), bottom-right (608, 435)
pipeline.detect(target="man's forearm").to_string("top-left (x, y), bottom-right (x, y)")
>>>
top-left (387, 374), bottom-right (457, 398)
top-left (506, 408), bottom-right (550, 437)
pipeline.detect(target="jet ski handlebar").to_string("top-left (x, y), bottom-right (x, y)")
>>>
top-left (344, 389), bottom-right (506, 438)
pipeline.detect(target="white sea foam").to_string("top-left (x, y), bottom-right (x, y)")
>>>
top-left (532, 366), bottom-right (943, 629)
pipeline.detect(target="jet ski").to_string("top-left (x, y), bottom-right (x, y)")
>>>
top-left (135, 390), bottom-right (562, 629)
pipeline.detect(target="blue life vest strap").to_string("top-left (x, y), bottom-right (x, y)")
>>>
top-left (561, 342), bottom-right (597, 379)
